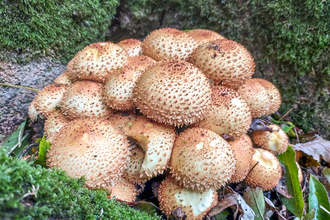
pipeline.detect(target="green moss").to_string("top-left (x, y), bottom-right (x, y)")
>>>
top-left (0, 0), bottom-right (119, 64)
top-left (0, 151), bottom-right (159, 219)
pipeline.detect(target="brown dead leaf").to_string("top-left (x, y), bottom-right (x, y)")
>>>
top-left (293, 135), bottom-right (330, 163)
top-left (208, 196), bottom-right (238, 217)
top-left (275, 180), bottom-right (292, 199)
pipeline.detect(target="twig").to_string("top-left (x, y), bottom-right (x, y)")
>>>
top-left (294, 127), bottom-right (300, 143)
top-left (320, 205), bottom-right (330, 215)
top-left (98, 208), bottom-right (104, 219)
top-left (18, 143), bottom-right (40, 158)
top-left (7, 133), bottom-right (30, 156)
top-left (18, 123), bottom-right (25, 148)
top-left (0, 83), bottom-right (40, 92)
top-left (247, 161), bottom-right (259, 176)
top-left (279, 107), bottom-right (295, 121)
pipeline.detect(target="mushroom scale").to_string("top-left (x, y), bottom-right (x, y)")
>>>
top-left (46, 118), bottom-right (130, 188)
top-left (158, 177), bottom-right (218, 220)
top-left (133, 60), bottom-right (212, 127)
top-left (186, 29), bottom-right (226, 45)
top-left (142, 28), bottom-right (199, 61)
top-left (189, 39), bottom-right (255, 89)
top-left (194, 85), bottom-right (252, 138)
top-left (170, 127), bottom-right (236, 191)
top-left (117, 38), bottom-right (143, 57)
top-left (61, 80), bottom-right (113, 119)
top-left (67, 42), bottom-right (129, 83)
top-left (54, 71), bottom-right (72, 85)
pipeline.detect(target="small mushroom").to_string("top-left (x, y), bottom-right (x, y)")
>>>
top-left (44, 110), bottom-right (70, 144)
top-left (105, 178), bottom-right (137, 202)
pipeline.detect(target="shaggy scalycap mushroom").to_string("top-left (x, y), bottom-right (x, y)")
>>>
top-left (67, 42), bottom-right (129, 83)
top-left (158, 177), bottom-right (218, 220)
top-left (117, 39), bottom-right (143, 57)
top-left (186, 29), bottom-right (226, 46)
top-left (245, 148), bottom-right (282, 190)
top-left (189, 39), bottom-right (255, 89)
top-left (34, 83), bottom-right (68, 117)
top-left (103, 56), bottom-right (156, 111)
top-left (142, 28), bottom-right (199, 61)
top-left (252, 124), bottom-right (289, 154)
top-left (54, 71), bottom-right (72, 85)
top-left (194, 86), bottom-right (252, 138)
top-left (44, 110), bottom-right (70, 144)
top-left (28, 99), bottom-right (44, 121)
top-left (228, 135), bottom-right (254, 183)
top-left (47, 118), bottom-right (130, 188)
top-left (61, 80), bottom-right (113, 119)
top-left (106, 178), bottom-right (137, 202)
top-left (170, 127), bottom-right (236, 191)
top-left (133, 60), bottom-right (212, 127)
top-left (237, 79), bottom-right (271, 118)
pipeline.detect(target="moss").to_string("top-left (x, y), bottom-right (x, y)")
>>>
top-left (0, 0), bottom-right (119, 64)
top-left (111, 0), bottom-right (330, 138)
top-left (0, 151), bottom-right (160, 219)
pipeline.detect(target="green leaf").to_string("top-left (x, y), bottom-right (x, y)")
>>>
top-left (302, 209), bottom-right (315, 220)
top-left (34, 136), bottom-right (51, 167)
top-left (321, 168), bottom-right (330, 182)
top-left (215, 210), bottom-right (229, 220)
top-left (129, 201), bottom-right (159, 216)
top-left (278, 146), bottom-right (304, 218)
top-left (309, 175), bottom-right (330, 219)
top-left (243, 187), bottom-right (265, 220)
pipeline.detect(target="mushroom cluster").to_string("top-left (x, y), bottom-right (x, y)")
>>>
top-left (29, 28), bottom-right (291, 219)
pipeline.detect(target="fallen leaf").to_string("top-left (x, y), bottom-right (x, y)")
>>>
top-left (243, 187), bottom-right (265, 220)
top-left (322, 168), bottom-right (330, 183)
top-left (293, 135), bottom-right (330, 163)
top-left (264, 197), bottom-right (276, 219)
top-left (275, 180), bottom-right (292, 199)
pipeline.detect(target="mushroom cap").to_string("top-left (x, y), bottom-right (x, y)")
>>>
top-left (106, 178), bottom-right (137, 202)
top-left (133, 60), bottom-right (212, 126)
top-left (251, 124), bottom-right (289, 154)
top-left (44, 110), bottom-right (70, 144)
top-left (142, 28), bottom-right (199, 61)
top-left (67, 42), bottom-right (129, 83)
top-left (61, 80), bottom-right (113, 119)
top-left (228, 135), bottom-right (254, 183)
top-left (186, 29), bottom-right (226, 45)
top-left (158, 177), bottom-right (218, 220)
top-left (253, 78), bottom-right (282, 114)
top-left (54, 71), bottom-right (72, 85)
top-left (34, 83), bottom-right (68, 117)
top-left (245, 148), bottom-right (282, 190)
top-left (170, 127), bottom-right (236, 191)
top-left (189, 39), bottom-right (255, 89)
top-left (117, 38), bottom-right (143, 57)
top-left (237, 79), bottom-right (271, 118)
top-left (47, 118), bottom-right (130, 188)
top-left (194, 86), bottom-right (252, 138)
top-left (28, 99), bottom-right (45, 121)
top-left (103, 56), bottom-right (156, 111)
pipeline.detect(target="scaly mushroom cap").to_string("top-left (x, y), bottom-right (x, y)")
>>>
top-left (28, 99), bottom-right (44, 121)
top-left (237, 79), bottom-right (271, 118)
top-left (194, 86), bottom-right (252, 138)
top-left (142, 28), bottom-right (199, 61)
top-left (133, 60), bottom-right (212, 126)
top-left (117, 39), bottom-right (143, 57)
top-left (228, 135), bottom-right (254, 183)
top-left (44, 110), bottom-right (70, 144)
top-left (170, 127), bottom-right (236, 191)
top-left (47, 118), bottom-right (130, 188)
top-left (54, 71), bottom-right (72, 85)
top-left (186, 29), bottom-right (226, 46)
top-left (119, 115), bottom-right (176, 182)
top-left (34, 83), bottom-right (68, 117)
top-left (67, 42), bottom-right (129, 83)
top-left (189, 39), bottom-right (255, 89)
top-left (103, 56), bottom-right (156, 111)
top-left (251, 124), bottom-right (289, 154)
top-left (123, 146), bottom-right (149, 184)
top-left (253, 78), bottom-right (282, 114)
top-left (106, 178), bottom-right (137, 202)
top-left (61, 81), bottom-right (113, 119)
top-left (158, 177), bottom-right (218, 220)
top-left (245, 149), bottom-right (282, 190)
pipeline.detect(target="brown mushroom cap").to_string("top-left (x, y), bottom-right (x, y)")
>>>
top-left (186, 29), bottom-right (226, 45)
top-left (237, 79), bottom-right (271, 118)
top-left (251, 124), bottom-right (289, 154)
top-left (106, 178), bottom-right (137, 202)
top-left (158, 177), bottom-right (218, 220)
top-left (44, 110), bottom-right (70, 144)
top-left (54, 71), bottom-right (72, 85)
top-left (228, 135), bottom-right (254, 183)
top-left (47, 118), bottom-right (130, 188)
top-left (245, 148), bottom-right (282, 190)
top-left (103, 56), bottom-right (156, 111)
top-left (142, 28), bottom-right (199, 61)
top-left (133, 60), bottom-right (212, 127)
top-left (253, 78), bottom-right (282, 114)
top-left (170, 127), bottom-right (236, 191)
top-left (67, 42), bottom-right (129, 83)
top-left (194, 86), bottom-right (252, 138)
top-left (189, 39), bottom-right (255, 89)
top-left (117, 39), bottom-right (143, 57)
top-left (61, 80), bottom-right (113, 119)
top-left (34, 83), bottom-right (68, 117)
top-left (28, 99), bottom-right (45, 121)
